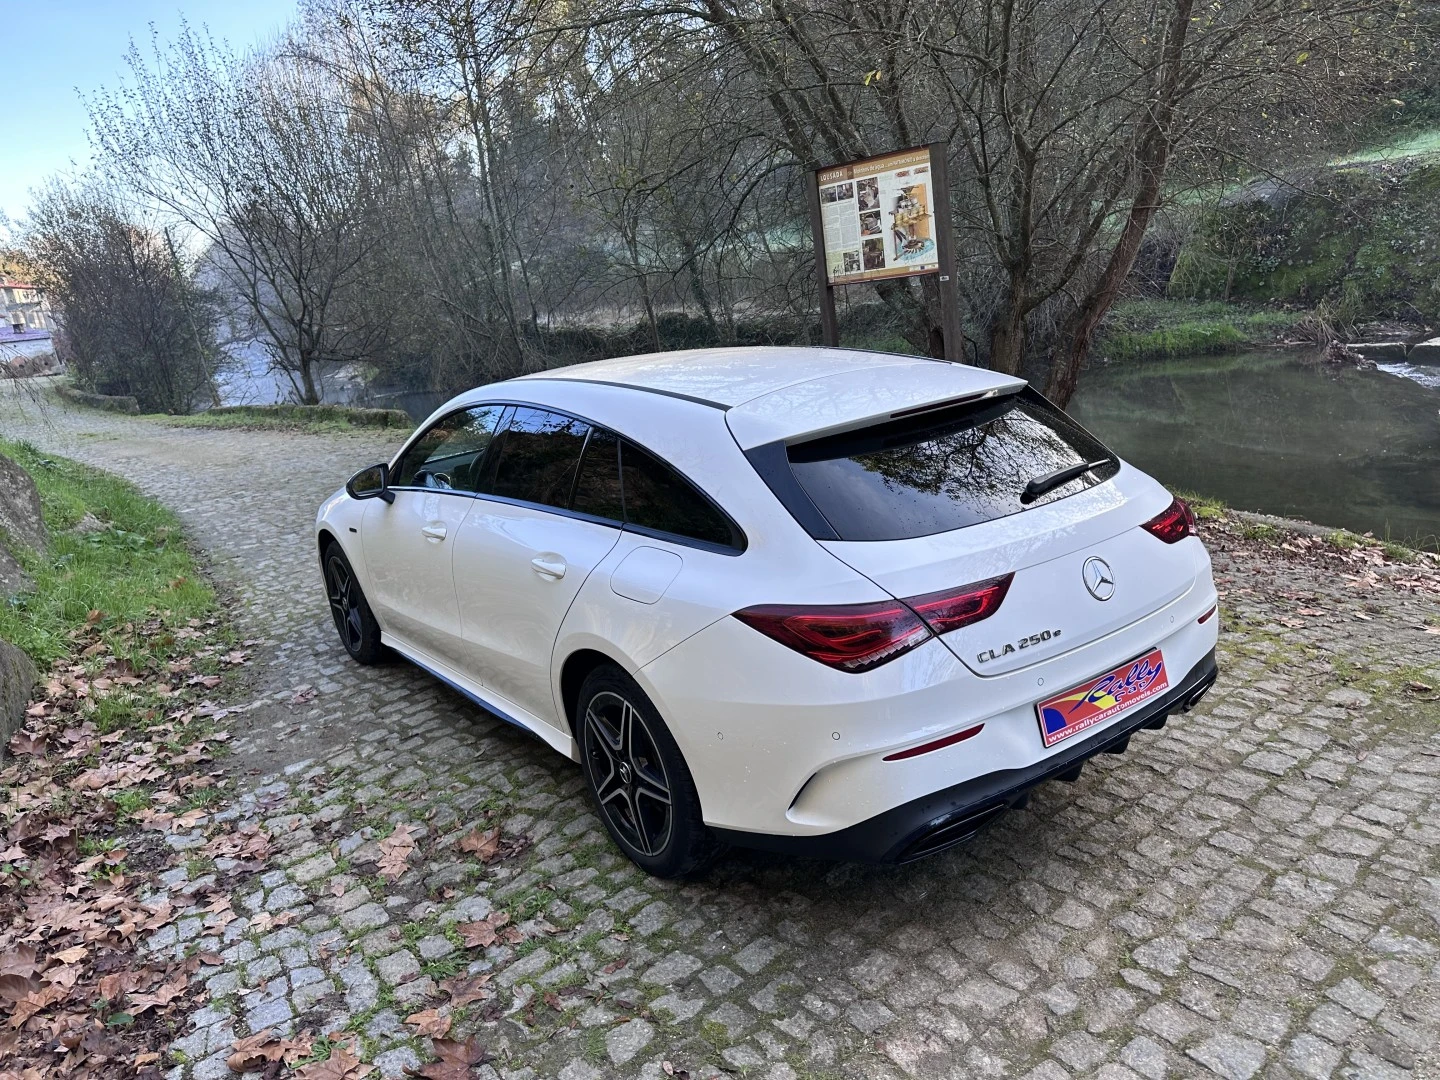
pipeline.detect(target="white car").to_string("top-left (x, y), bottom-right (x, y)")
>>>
top-left (316, 347), bottom-right (1219, 877)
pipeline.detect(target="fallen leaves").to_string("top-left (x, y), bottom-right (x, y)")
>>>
top-left (404, 1007), bottom-right (452, 1038)
top-left (457, 826), bottom-right (500, 861)
top-left (377, 823), bottom-right (417, 881)
top-left (6, 731), bottom-right (45, 757)
top-left (0, 613), bottom-right (240, 1073)
top-left (404, 1036), bottom-right (490, 1079)
top-left (455, 824), bottom-right (530, 865)
top-left (455, 911), bottom-right (521, 950)
top-left (438, 973), bottom-right (492, 1007)
top-left (294, 1044), bottom-right (373, 1079)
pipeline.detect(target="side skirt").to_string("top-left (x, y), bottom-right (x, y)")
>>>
top-left (381, 634), bottom-right (579, 761)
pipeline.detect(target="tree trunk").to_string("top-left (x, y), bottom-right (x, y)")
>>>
top-left (1044, 0), bottom-right (1195, 407)
top-left (298, 351), bottom-right (320, 405)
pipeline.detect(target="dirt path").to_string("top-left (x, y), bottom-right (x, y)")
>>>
top-left (2, 383), bottom-right (1438, 1080)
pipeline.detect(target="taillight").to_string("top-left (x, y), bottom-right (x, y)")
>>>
top-left (733, 574), bottom-right (1013, 672)
top-left (1141, 497), bottom-right (1196, 543)
top-left (906, 574), bottom-right (1013, 635)
top-left (733, 601), bottom-right (931, 672)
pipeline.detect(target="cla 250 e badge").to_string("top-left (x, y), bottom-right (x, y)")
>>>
top-left (976, 628), bottom-right (1062, 665)
top-left (1036, 648), bottom-right (1168, 747)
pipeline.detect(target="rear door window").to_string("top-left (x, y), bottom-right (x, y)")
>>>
top-left (488, 407), bottom-right (590, 509)
top-left (786, 388), bottom-right (1118, 541)
top-left (571, 429), bottom-right (624, 522)
top-left (619, 440), bottom-right (742, 550)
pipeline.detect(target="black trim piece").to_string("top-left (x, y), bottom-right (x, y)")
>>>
top-left (713, 649), bottom-right (1218, 864)
top-left (742, 440), bottom-right (840, 541)
top-left (533, 377), bottom-right (729, 411)
top-left (620, 522), bottom-right (744, 557)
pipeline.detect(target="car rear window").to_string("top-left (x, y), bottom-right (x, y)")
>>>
top-left (785, 388), bottom-right (1118, 541)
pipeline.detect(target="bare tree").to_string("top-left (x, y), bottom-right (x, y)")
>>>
top-left (24, 182), bottom-right (219, 414)
top-left (89, 24), bottom-right (393, 403)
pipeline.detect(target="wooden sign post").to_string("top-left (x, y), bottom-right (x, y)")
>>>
top-left (807, 142), bottom-right (963, 361)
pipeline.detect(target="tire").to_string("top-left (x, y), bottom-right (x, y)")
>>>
top-left (322, 543), bottom-right (386, 665)
top-left (576, 665), bottom-right (720, 878)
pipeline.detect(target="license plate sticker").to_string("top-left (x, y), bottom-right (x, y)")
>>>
top-left (1037, 648), bottom-right (1169, 748)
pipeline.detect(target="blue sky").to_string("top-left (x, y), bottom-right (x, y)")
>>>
top-left (1, 1), bottom-right (299, 228)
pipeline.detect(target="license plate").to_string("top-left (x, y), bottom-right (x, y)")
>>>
top-left (1036, 648), bottom-right (1169, 748)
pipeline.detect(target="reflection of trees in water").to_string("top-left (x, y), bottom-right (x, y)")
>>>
top-left (856, 414), bottom-right (1081, 506)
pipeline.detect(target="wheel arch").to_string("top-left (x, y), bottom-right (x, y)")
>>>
top-left (558, 648), bottom-right (623, 740)
top-left (317, 527), bottom-right (342, 563)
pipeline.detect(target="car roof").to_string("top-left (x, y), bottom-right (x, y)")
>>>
top-left (517, 345), bottom-right (1011, 410)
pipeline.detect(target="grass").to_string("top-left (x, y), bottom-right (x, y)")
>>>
top-left (149, 403), bottom-right (412, 434)
top-left (1333, 127), bottom-right (1440, 165)
top-left (0, 438), bottom-right (217, 669)
top-left (1095, 299), bottom-right (1297, 362)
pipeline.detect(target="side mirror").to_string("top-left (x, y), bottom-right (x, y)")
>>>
top-left (347, 463), bottom-right (395, 504)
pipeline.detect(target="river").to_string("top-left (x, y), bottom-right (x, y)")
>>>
top-left (220, 343), bottom-right (1440, 547)
top-left (1068, 351), bottom-right (1440, 547)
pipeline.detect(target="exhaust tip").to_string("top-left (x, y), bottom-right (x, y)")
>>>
top-left (1181, 683), bottom-right (1213, 712)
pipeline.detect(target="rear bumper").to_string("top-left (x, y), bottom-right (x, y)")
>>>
top-left (712, 648), bottom-right (1217, 864)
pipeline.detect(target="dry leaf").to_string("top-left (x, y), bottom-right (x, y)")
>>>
top-left (377, 823), bottom-right (417, 881)
top-left (294, 1044), bottom-right (374, 1079)
top-left (438, 973), bottom-right (492, 1006)
top-left (405, 1008), bottom-right (452, 1038)
top-left (405, 1036), bottom-right (491, 1079)
top-left (457, 826), bottom-right (500, 861)
top-left (7, 731), bottom-right (45, 757)
top-left (456, 911), bottom-right (513, 949)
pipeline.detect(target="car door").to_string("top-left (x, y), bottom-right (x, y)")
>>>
top-left (361, 404), bottom-right (503, 666)
top-left (452, 407), bottom-right (622, 729)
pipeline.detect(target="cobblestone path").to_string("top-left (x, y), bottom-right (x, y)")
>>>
top-left (3, 384), bottom-right (1439, 1080)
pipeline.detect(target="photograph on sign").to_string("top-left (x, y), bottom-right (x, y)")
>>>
top-left (816, 147), bottom-right (940, 286)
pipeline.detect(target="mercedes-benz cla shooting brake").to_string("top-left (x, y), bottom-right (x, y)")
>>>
top-left (316, 347), bottom-right (1219, 877)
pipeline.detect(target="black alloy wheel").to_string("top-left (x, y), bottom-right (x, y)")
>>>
top-left (576, 665), bottom-right (719, 878)
top-left (584, 690), bottom-right (674, 857)
top-left (323, 544), bottom-right (384, 664)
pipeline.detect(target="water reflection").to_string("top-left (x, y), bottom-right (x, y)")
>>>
top-left (1069, 352), bottom-right (1440, 545)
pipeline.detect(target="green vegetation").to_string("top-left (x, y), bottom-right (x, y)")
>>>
top-left (154, 403), bottom-right (412, 433)
top-left (1094, 300), bottom-right (1297, 362)
top-left (1174, 489), bottom-right (1226, 521)
top-left (0, 438), bottom-right (217, 668)
top-left (1171, 159), bottom-right (1440, 319)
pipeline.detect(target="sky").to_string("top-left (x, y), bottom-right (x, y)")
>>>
top-left (0, 1), bottom-right (299, 228)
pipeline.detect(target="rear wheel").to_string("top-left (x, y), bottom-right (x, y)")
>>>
top-left (323, 543), bottom-right (385, 665)
top-left (577, 665), bottom-right (719, 878)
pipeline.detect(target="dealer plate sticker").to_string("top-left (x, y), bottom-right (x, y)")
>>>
top-left (1037, 648), bottom-right (1169, 748)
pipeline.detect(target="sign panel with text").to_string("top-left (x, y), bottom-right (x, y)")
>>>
top-left (815, 147), bottom-right (939, 286)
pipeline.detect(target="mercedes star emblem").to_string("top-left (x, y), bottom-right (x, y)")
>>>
top-left (1083, 556), bottom-right (1115, 601)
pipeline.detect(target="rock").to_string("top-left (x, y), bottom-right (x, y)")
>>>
top-left (69, 513), bottom-right (107, 536)
top-left (0, 454), bottom-right (46, 554)
top-left (1317, 341), bottom-right (1374, 369)
top-left (0, 639), bottom-right (37, 758)
top-left (1408, 336), bottom-right (1440, 364)
top-left (1349, 340), bottom-right (1407, 361)
top-left (0, 548), bottom-right (30, 597)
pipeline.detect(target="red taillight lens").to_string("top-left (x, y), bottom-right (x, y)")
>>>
top-left (905, 574), bottom-right (1013, 635)
top-left (733, 601), bottom-right (931, 673)
top-left (1141, 497), bottom-right (1196, 544)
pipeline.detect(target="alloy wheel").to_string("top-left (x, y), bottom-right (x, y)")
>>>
top-left (325, 555), bottom-right (364, 653)
top-left (584, 690), bottom-right (673, 857)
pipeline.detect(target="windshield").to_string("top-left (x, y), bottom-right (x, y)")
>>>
top-left (786, 388), bottom-right (1118, 541)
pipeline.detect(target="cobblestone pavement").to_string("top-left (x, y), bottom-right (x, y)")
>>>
top-left (3, 383), bottom-right (1440, 1080)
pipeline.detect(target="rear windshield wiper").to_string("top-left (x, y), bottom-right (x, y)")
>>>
top-left (1020, 459), bottom-right (1111, 505)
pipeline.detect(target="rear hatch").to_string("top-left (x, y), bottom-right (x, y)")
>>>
top-left (732, 380), bottom-right (1197, 675)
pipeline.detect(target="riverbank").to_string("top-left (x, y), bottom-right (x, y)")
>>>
top-left (1093, 299), bottom-right (1300, 361)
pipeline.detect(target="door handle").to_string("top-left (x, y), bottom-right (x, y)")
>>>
top-left (531, 555), bottom-right (567, 579)
top-left (421, 523), bottom-right (447, 542)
